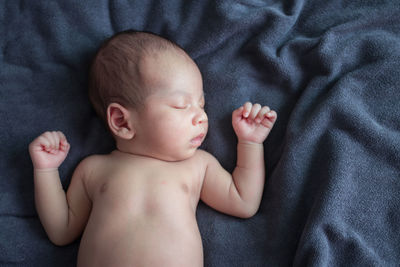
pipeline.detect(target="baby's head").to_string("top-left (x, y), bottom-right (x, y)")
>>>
top-left (89, 30), bottom-right (188, 121)
top-left (89, 30), bottom-right (208, 161)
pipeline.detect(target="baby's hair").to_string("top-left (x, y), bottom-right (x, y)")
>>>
top-left (88, 30), bottom-right (187, 122)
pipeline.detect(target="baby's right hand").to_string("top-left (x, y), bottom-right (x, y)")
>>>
top-left (29, 131), bottom-right (70, 170)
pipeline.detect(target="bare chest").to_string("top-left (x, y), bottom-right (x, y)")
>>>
top-left (89, 160), bottom-right (204, 215)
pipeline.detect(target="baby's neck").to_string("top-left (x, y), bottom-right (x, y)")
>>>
top-left (112, 149), bottom-right (163, 162)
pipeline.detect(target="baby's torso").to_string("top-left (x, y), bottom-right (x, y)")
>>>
top-left (78, 151), bottom-right (206, 267)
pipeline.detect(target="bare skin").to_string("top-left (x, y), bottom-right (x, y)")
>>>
top-left (77, 151), bottom-right (206, 266)
top-left (29, 51), bottom-right (277, 266)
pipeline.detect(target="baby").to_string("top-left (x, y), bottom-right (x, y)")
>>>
top-left (29, 30), bottom-right (277, 267)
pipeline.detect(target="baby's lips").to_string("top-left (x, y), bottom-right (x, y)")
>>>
top-left (191, 133), bottom-right (205, 146)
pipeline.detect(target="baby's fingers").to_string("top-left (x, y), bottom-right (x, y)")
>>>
top-left (59, 136), bottom-right (70, 152)
top-left (249, 103), bottom-right (262, 120)
top-left (266, 110), bottom-right (277, 121)
top-left (242, 102), bottom-right (253, 118)
top-left (31, 135), bottom-right (51, 152)
top-left (261, 110), bottom-right (277, 127)
top-left (42, 132), bottom-right (58, 152)
top-left (255, 106), bottom-right (270, 123)
top-left (52, 131), bottom-right (69, 152)
top-left (39, 131), bottom-right (67, 153)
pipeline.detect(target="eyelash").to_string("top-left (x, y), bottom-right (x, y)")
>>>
top-left (174, 105), bottom-right (189, 109)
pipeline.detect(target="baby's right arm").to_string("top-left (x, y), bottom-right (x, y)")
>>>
top-left (29, 131), bottom-right (92, 246)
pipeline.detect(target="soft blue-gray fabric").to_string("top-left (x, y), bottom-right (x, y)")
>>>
top-left (1, 0), bottom-right (399, 266)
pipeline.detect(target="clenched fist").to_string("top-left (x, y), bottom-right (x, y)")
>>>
top-left (29, 131), bottom-right (70, 170)
top-left (232, 102), bottom-right (277, 144)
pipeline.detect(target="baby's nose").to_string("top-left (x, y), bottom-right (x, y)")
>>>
top-left (193, 110), bottom-right (208, 125)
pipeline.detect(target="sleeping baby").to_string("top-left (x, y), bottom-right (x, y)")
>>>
top-left (29, 30), bottom-right (277, 266)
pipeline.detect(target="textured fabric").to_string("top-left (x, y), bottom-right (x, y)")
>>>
top-left (1, 0), bottom-right (400, 266)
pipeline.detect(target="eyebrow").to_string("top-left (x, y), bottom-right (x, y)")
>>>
top-left (165, 90), bottom-right (204, 100)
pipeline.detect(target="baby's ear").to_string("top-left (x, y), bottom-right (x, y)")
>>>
top-left (107, 103), bottom-right (135, 140)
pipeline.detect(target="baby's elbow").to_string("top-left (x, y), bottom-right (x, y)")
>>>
top-left (49, 236), bottom-right (68, 247)
top-left (47, 232), bottom-right (75, 247)
top-left (240, 210), bottom-right (258, 219)
top-left (236, 205), bottom-right (259, 219)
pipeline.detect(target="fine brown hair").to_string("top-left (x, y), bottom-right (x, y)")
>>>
top-left (88, 30), bottom-right (185, 122)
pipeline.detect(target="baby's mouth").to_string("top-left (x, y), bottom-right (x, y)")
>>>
top-left (190, 133), bottom-right (205, 147)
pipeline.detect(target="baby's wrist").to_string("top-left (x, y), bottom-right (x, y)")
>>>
top-left (238, 140), bottom-right (263, 146)
top-left (34, 167), bottom-right (59, 173)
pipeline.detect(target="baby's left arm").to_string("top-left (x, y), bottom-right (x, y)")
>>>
top-left (200, 102), bottom-right (277, 218)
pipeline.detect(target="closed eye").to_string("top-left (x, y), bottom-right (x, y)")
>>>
top-left (173, 104), bottom-right (191, 109)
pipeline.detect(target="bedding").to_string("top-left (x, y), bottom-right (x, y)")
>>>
top-left (1, 0), bottom-right (400, 266)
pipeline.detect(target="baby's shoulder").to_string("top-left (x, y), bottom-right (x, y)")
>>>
top-left (74, 153), bottom-right (111, 177)
top-left (79, 153), bottom-right (108, 167)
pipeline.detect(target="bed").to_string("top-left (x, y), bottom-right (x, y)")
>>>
top-left (1, 0), bottom-right (399, 266)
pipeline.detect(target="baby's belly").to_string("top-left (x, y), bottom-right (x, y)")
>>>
top-left (77, 202), bottom-right (203, 267)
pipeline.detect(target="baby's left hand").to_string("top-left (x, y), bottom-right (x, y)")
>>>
top-left (232, 102), bottom-right (277, 144)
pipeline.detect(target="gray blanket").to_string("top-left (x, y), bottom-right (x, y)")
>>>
top-left (1, 0), bottom-right (399, 266)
